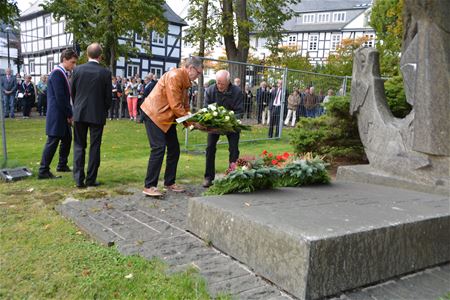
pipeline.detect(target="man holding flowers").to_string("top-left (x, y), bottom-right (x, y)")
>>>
top-left (203, 70), bottom-right (244, 188)
top-left (140, 56), bottom-right (203, 196)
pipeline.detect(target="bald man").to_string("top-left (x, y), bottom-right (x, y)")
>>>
top-left (71, 43), bottom-right (112, 188)
top-left (203, 70), bottom-right (244, 188)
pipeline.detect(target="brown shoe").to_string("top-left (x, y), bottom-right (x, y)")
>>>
top-left (164, 184), bottom-right (185, 193)
top-left (142, 187), bottom-right (163, 197)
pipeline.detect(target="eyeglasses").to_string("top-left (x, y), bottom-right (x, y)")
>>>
top-left (191, 66), bottom-right (203, 76)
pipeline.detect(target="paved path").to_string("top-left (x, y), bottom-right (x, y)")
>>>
top-left (57, 187), bottom-right (449, 299)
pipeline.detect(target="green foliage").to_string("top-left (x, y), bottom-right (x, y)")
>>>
top-left (384, 75), bottom-right (411, 118)
top-left (289, 96), bottom-right (366, 162)
top-left (42, 0), bottom-right (167, 72)
top-left (369, 0), bottom-right (404, 76)
top-left (0, 0), bottom-right (19, 23)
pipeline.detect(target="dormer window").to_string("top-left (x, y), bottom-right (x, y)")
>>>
top-left (317, 13), bottom-right (330, 23)
top-left (303, 14), bottom-right (315, 24)
top-left (333, 12), bottom-right (346, 22)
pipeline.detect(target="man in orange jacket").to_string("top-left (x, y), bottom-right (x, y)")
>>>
top-left (140, 56), bottom-right (203, 196)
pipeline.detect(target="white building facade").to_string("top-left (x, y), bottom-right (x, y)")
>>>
top-left (251, 0), bottom-right (375, 65)
top-left (19, 1), bottom-right (187, 82)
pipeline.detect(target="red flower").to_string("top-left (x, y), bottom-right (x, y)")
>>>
top-left (276, 155), bottom-right (283, 160)
top-left (262, 150), bottom-right (268, 155)
top-left (271, 159), bottom-right (278, 165)
top-left (268, 153), bottom-right (273, 158)
top-left (283, 152), bottom-right (290, 159)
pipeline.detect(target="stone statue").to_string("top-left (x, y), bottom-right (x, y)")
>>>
top-left (340, 0), bottom-right (450, 195)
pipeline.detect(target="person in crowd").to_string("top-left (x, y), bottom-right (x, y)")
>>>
top-left (203, 70), bottom-right (244, 188)
top-left (19, 75), bottom-right (35, 118)
top-left (140, 56), bottom-right (203, 196)
top-left (126, 77), bottom-right (139, 121)
top-left (233, 77), bottom-right (241, 87)
top-left (137, 73), bottom-right (157, 123)
top-left (1, 68), bottom-right (17, 118)
top-left (256, 81), bottom-right (269, 124)
top-left (317, 89), bottom-right (325, 116)
top-left (136, 77), bottom-right (145, 122)
top-left (36, 75), bottom-right (48, 116)
top-left (322, 88), bottom-right (334, 113)
top-left (15, 73), bottom-right (22, 112)
top-left (305, 86), bottom-right (318, 118)
top-left (268, 79), bottom-right (283, 138)
top-left (296, 86), bottom-right (307, 122)
top-left (71, 43), bottom-right (112, 188)
top-left (244, 83), bottom-right (253, 119)
top-left (109, 76), bottom-right (122, 120)
top-left (38, 49), bottom-right (78, 180)
top-left (120, 77), bottom-right (128, 118)
top-left (284, 88), bottom-right (300, 127)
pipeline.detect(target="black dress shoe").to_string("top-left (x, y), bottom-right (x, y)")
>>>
top-left (56, 165), bottom-right (71, 172)
top-left (86, 181), bottom-right (101, 187)
top-left (38, 172), bottom-right (61, 180)
top-left (76, 182), bottom-right (86, 188)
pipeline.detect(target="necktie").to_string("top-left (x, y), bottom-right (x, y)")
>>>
top-left (274, 89), bottom-right (281, 106)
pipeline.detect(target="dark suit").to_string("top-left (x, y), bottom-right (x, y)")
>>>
top-left (71, 61), bottom-right (112, 185)
top-left (138, 79), bottom-right (157, 122)
top-left (38, 67), bottom-right (72, 175)
top-left (268, 87), bottom-right (283, 138)
top-left (1, 75), bottom-right (17, 117)
top-left (19, 81), bottom-right (35, 117)
top-left (256, 87), bottom-right (269, 124)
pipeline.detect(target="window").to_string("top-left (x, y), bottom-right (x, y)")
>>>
top-left (44, 15), bottom-right (51, 37)
top-left (364, 34), bottom-right (375, 47)
top-left (317, 13), bottom-right (330, 23)
top-left (29, 60), bottom-right (35, 74)
top-left (152, 32), bottom-right (165, 45)
top-left (303, 14), bottom-right (315, 24)
top-left (150, 67), bottom-right (162, 78)
top-left (136, 33), bottom-right (142, 41)
top-left (127, 64), bottom-right (139, 77)
top-left (308, 35), bottom-right (318, 51)
top-left (332, 12), bottom-right (346, 22)
top-left (331, 34), bottom-right (341, 51)
top-left (48, 61), bottom-right (54, 73)
top-left (288, 35), bottom-right (296, 46)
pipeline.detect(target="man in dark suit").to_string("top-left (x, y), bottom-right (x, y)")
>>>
top-left (137, 73), bottom-right (157, 123)
top-left (1, 68), bottom-right (17, 118)
top-left (256, 81), bottom-right (269, 124)
top-left (268, 79), bottom-right (283, 138)
top-left (38, 49), bottom-right (78, 179)
top-left (71, 43), bottom-right (112, 187)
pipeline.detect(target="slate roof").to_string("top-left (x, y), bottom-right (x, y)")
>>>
top-left (20, 1), bottom-right (187, 26)
top-left (291, 0), bottom-right (372, 13)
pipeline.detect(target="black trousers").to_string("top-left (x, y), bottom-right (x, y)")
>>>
top-left (38, 124), bottom-right (72, 175)
top-left (268, 106), bottom-right (281, 138)
top-left (204, 132), bottom-right (240, 181)
top-left (137, 97), bottom-right (145, 122)
top-left (109, 99), bottom-right (119, 119)
top-left (22, 96), bottom-right (33, 117)
top-left (256, 102), bottom-right (264, 124)
top-left (38, 94), bottom-right (47, 116)
top-left (144, 115), bottom-right (180, 188)
top-left (73, 121), bottom-right (104, 185)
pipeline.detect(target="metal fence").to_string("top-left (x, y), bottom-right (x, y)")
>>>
top-left (183, 57), bottom-right (349, 152)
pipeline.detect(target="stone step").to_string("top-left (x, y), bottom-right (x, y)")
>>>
top-left (187, 182), bottom-right (450, 299)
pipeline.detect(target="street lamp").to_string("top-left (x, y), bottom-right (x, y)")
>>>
top-left (5, 25), bottom-right (12, 67)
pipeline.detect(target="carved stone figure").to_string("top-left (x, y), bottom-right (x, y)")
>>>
top-left (343, 1), bottom-right (449, 195)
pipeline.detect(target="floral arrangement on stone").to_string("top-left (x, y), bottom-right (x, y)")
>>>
top-left (183, 103), bottom-right (251, 134)
top-left (204, 151), bottom-right (330, 195)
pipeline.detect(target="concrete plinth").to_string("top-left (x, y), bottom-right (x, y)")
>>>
top-left (187, 182), bottom-right (450, 299)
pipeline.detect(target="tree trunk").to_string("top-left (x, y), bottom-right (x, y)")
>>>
top-left (197, 0), bottom-right (209, 110)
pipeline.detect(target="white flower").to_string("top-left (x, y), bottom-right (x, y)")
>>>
top-left (237, 120), bottom-right (242, 124)
top-left (201, 108), bottom-right (208, 112)
top-left (229, 110), bottom-right (234, 115)
top-left (225, 116), bottom-right (230, 121)
top-left (208, 104), bottom-right (217, 111)
top-left (189, 125), bottom-right (195, 130)
top-left (242, 165), bottom-right (249, 170)
top-left (213, 111), bottom-right (218, 117)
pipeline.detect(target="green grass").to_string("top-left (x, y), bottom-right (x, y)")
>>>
top-left (0, 117), bottom-right (293, 299)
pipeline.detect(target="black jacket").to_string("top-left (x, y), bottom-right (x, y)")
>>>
top-left (205, 83), bottom-right (244, 117)
top-left (71, 61), bottom-right (112, 125)
top-left (143, 79), bottom-right (157, 98)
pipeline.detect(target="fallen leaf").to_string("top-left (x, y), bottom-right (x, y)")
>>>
top-left (82, 269), bottom-right (90, 276)
top-left (27, 188), bottom-right (34, 192)
top-left (244, 202), bottom-right (251, 207)
top-left (125, 273), bottom-right (133, 279)
top-left (76, 231), bottom-right (82, 235)
top-left (43, 224), bottom-right (50, 230)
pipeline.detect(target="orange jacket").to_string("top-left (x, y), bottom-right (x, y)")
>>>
top-left (141, 68), bottom-right (191, 132)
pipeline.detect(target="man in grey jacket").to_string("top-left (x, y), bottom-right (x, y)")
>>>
top-left (1, 68), bottom-right (17, 118)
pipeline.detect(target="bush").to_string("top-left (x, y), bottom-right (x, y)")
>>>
top-left (289, 96), bottom-right (366, 162)
top-left (384, 75), bottom-right (412, 118)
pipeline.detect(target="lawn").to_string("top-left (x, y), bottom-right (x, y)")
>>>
top-left (0, 117), bottom-right (293, 299)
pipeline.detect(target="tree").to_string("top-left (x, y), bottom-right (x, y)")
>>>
top-left (370, 0), bottom-right (404, 76)
top-left (42, 0), bottom-right (167, 73)
top-left (184, 0), bottom-right (301, 83)
top-left (0, 0), bottom-right (19, 24)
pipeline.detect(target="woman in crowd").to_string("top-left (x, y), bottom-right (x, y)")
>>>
top-left (244, 83), bottom-right (253, 119)
top-left (19, 75), bottom-right (35, 118)
top-left (109, 76), bottom-right (122, 120)
top-left (284, 88), bottom-right (301, 127)
top-left (36, 75), bottom-right (48, 116)
top-left (126, 77), bottom-right (139, 121)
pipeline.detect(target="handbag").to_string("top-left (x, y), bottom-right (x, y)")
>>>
top-left (17, 92), bottom-right (24, 98)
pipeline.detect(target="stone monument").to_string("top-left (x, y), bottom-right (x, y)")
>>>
top-left (337, 0), bottom-right (450, 196)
